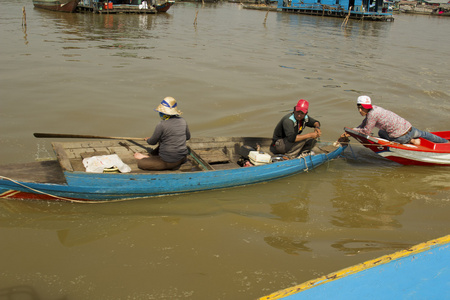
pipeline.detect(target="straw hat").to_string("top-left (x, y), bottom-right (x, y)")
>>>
top-left (154, 97), bottom-right (182, 115)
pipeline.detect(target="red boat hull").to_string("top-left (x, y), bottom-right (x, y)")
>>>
top-left (345, 128), bottom-right (450, 166)
top-left (33, 0), bottom-right (79, 13)
top-left (156, 1), bottom-right (174, 12)
top-left (0, 189), bottom-right (90, 203)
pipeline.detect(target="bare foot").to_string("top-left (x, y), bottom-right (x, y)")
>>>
top-left (134, 152), bottom-right (149, 159)
top-left (410, 138), bottom-right (421, 146)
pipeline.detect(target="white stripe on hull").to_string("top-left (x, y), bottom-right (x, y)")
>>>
top-left (378, 148), bottom-right (450, 165)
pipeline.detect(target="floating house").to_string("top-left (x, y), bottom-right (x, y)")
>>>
top-left (277, 0), bottom-right (395, 21)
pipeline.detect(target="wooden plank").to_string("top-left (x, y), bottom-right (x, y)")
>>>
top-left (208, 162), bottom-right (240, 170)
top-left (195, 149), bottom-right (230, 164)
top-left (0, 161), bottom-right (66, 184)
top-left (108, 147), bottom-right (133, 157)
top-left (80, 151), bottom-right (110, 159)
top-left (70, 159), bottom-right (85, 172)
top-left (187, 147), bottom-right (213, 171)
top-left (73, 148), bottom-right (109, 158)
top-left (52, 142), bottom-right (73, 172)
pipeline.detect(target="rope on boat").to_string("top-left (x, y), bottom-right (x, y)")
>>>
top-left (0, 175), bottom-right (124, 204)
top-left (300, 156), bottom-right (309, 172)
top-left (309, 152), bottom-right (315, 169)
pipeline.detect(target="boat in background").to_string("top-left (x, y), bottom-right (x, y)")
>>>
top-left (260, 234), bottom-right (450, 299)
top-left (0, 136), bottom-right (346, 203)
top-left (155, 0), bottom-right (174, 12)
top-left (276, 0), bottom-right (394, 21)
top-left (33, 0), bottom-right (80, 13)
top-left (344, 127), bottom-right (450, 166)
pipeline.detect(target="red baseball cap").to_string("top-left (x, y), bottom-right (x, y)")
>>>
top-left (295, 99), bottom-right (309, 113)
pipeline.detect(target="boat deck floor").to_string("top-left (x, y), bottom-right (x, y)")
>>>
top-left (52, 139), bottom-right (256, 174)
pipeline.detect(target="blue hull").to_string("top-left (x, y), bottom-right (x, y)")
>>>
top-left (261, 235), bottom-right (450, 299)
top-left (0, 144), bottom-right (345, 202)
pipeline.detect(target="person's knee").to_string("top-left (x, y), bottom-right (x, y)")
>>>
top-left (137, 158), bottom-right (164, 170)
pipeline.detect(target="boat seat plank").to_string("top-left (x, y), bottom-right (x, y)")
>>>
top-left (194, 149), bottom-right (230, 164)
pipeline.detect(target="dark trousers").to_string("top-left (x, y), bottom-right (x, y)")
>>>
top-left (270, 138), bottom-right (317, 158)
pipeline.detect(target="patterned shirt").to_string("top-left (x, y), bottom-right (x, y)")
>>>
top-left (353, 105), bottom-right (411, 138)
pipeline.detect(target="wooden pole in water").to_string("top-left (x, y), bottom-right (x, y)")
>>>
top-left (22, 6), bottom-right (27, 27)
top-left (341, 6), bottom-right (352, 27)
top-left (263, 9), bottom-right (269, 25)
top-left (194, 10), bottom-right (199, 25)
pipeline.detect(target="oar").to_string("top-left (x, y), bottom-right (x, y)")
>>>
top-left (33, 133), bottom-right (146, 141)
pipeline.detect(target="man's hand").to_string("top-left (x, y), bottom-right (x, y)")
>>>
top-left (314, 127), bottom-right (322, 138)
top-left (309, 132), bottom-right (320, 139)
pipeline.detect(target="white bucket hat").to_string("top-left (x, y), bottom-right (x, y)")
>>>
top-left (357, 95), bottom-right (373, 109)
top-left (154, 97), bottom-right (182, 115)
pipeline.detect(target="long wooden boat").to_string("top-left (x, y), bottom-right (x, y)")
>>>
top-left (33, 0), bottom-right (80, 13)
top-left (155, 1), bottom-right (175, 13)
top-left (260, 234), bottom-right (450, 299)
top-left (0, 137), bottom-right (346, 203)
top-left (345, 127), bottom-right (450, 166)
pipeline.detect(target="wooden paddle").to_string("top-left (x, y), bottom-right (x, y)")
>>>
top-left (33, 133), bottom-right (146, 141)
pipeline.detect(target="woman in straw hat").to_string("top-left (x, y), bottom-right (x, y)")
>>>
top-left (134, 97), bottom-right (191, 170)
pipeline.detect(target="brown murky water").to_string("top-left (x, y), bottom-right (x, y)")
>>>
top-left (1, 1), bottom-right (449, 299)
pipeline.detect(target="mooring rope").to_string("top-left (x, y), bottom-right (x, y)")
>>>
top-left (348, 143), bottom-right (358, 160)
top-left (300, 156), bottom-right (309, 172)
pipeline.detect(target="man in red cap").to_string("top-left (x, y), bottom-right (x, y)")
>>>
top-left (270, 99), bottom-right (321, 158)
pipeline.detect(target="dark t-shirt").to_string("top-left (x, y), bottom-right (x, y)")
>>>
top-left (147, 117), bottom-right (191, 163)
top-left (272, 113), bottom-right (320, 151)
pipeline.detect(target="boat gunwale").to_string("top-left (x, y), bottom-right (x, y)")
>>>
top-left (259, 234), bottom-right (450, 300)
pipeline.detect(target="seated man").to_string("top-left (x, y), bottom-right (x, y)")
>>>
top-left (270, 99), bottom-right (321, 158)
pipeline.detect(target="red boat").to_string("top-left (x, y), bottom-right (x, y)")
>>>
top-left (344, 127), bottom-right (450, 166)
top-left (156, 0), bottom-right (174, 12)
top-left (33, 0), bottom-right (79, 13)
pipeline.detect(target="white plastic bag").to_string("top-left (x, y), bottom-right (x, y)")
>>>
top-left (82, 154), bottom-right (131, 173)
